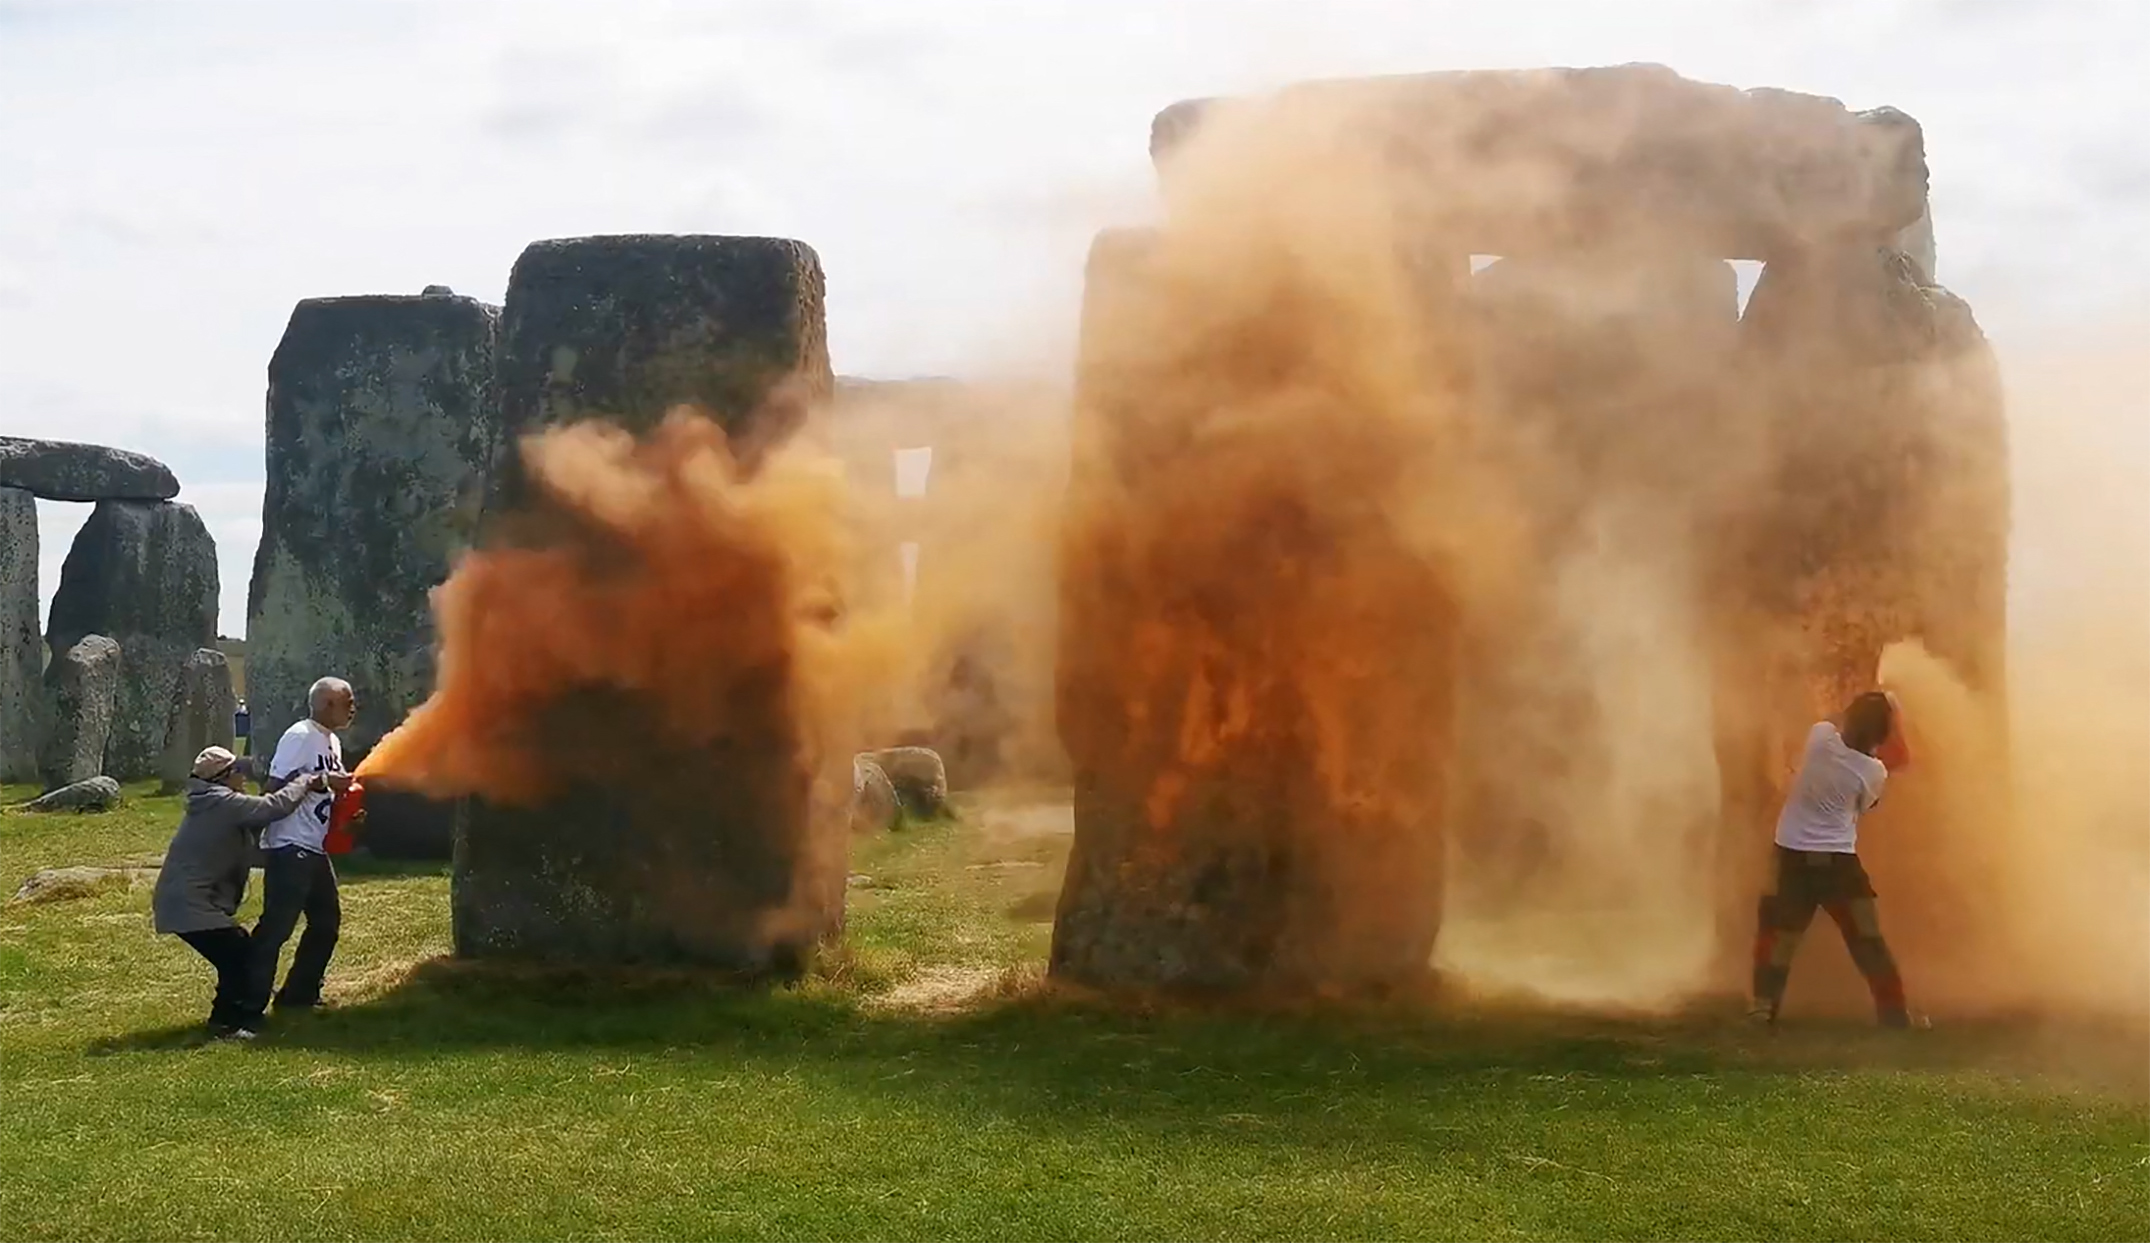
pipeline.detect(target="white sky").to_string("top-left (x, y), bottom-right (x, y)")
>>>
top-left (2, 0), bottom-right (2146, 634)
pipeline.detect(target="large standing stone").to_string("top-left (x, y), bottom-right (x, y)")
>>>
top-left (0, 437), bottom-right (179, 502)
top-left (38, 634), bottom-right (120, 789)
top-left (454, 234), bottom-right (841, 970)
top-left (0, 486), bottom-right (38, 782)
top-left (156, 648), bottom-right (237, 792)
top-left (246, 291), bottom-right (499, 857)
top-left (46, 501), bottom-right (217, 781)
top-left (1049, 228), bottom-right (1457, 994)
top-left (1717, 244), bottom-right (2010, 1008)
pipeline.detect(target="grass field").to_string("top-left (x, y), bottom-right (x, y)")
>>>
top-left (3, 782), bottom-right (2145, 1241)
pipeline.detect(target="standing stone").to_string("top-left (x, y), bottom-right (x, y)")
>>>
top-left (46, 502), bottom-right (217, 781)
top-left (454, 234), bottom-right (841, 970)
top-left (38, 634), bottom-right (120, 789)
top-left (1049, 228), bottom-right (1457, 994)
top-left (0, 487), bottom-right (38, 782)
top-left (247, 291), bottom-right (499, 857)
top-left (156, 648), bottom-right (237, 792)
top-left (0, 437), bottom-right (179, 502)
top-left (1718, 244), bottom-right (2010, 1008)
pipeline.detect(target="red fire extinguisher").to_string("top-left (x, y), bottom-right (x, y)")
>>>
top-left (323, 779), bottom-right (366, 856)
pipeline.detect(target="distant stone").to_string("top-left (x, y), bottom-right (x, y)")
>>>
top-left (246, 292), bottom-right (499, 771)
top-left (851, 755), bottom-right (898, 833)
top-left (16, 775), bottom-right (123, 814)
top-left (0, 486), bottom-right (38, 782)
top-left (47, 501), bottom-right (217, 781)
top-left (421, 284), bottom-right (455, 296)
top-left (156, 648), bottom-right (236, 792)
top-left (873, 746), bottom-right (948, 818)
top-left (38, 634), bottom-right (120, 789)
top-left (0, 436), bottom-right (179, 503)
top-left (8, 860), bottom-right (149, 904)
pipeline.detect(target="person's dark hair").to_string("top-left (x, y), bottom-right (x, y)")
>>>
top-left (1841, 691), bottom-right (1895, 755)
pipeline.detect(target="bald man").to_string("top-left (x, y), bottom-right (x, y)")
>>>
top-left (244, 676), bottom-right (357, 1018)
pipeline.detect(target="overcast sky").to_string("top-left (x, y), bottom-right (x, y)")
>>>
top-left (3, 0), bottom-right (2146, 635)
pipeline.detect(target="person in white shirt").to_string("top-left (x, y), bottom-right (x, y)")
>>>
top-left (243, 676), bottom-right (357, 1018)
top-left (1748, 690), bottom-right (1913, 1028)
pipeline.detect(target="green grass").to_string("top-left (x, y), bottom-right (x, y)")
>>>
top-left (2, 782), bottom-right (2145, 1241)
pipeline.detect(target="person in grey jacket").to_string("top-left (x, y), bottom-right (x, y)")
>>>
top-left (151, 746), bottom-right (339, 1038)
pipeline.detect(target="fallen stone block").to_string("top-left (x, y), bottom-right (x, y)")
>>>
top-left (15, 775), bottom-right (123, 814)
top-left (872, 746), bottom-right (948, 818)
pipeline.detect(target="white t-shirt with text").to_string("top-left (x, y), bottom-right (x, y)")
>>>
top-left (260, 719), bottom-right (345, 852)
top-left (1774, 721), bottom-right (1887, 854)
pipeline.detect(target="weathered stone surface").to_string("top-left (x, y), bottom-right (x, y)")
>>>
top-left (245, 292), bottom-right (499, 779)
top-left (47, 501), bottom-right (217, 781)
top-left (0, 436), bottom-right (179, 502)
top-left (851, 755), bottom-right (898, 833)
top-left (0, 486), bottom-right (38, 782)
top-left (1050, 228), bottom-right (1456, 994)
top-left (873, 746), bottom-right (948, 818)
top-left (156, 648), bottom-right (237, 792)
top-left (38, 634), bottom-right (119, 789)
top-left (488, 234), bottom-right (832, 510)
top-left (1150, 65), bottom-right (1930, 259)
top-left (14, 775), bottom-right (122, 814)
top-left (454, 234), bottom-right (842, 970)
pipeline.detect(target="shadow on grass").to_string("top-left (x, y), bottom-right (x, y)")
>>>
top-left (88, 1022), bottom-right (231, 1053)
top-left (135, 955), bottom-right (2144, 1109)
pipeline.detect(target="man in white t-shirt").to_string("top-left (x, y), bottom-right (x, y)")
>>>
top-left (1748, 690), bottom-right (1914, 1028)
top-left (243, 676), bottom-right (356, 1018)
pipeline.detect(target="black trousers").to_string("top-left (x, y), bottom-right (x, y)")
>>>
top-left (177, 926), bottom-right (256, 1028)
top-left (245, 846), bottom-right (341, 1012)
top-left (1753, 847), bottom-right (1909, 1026)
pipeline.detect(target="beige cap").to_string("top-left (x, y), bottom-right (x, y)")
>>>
top-left (191, 746), bottom-right (239, 780)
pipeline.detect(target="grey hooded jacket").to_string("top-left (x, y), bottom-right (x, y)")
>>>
top-left (150, 776), bottom-right (320, 934)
